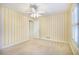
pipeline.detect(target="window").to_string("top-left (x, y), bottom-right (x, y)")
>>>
top-left (72, 4), bottom-right (79, 47)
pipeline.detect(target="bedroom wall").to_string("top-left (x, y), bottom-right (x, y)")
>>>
top-left (39, 12), bottom-right (69, 43)
top-left (0, 5), bottom-right (29, 48)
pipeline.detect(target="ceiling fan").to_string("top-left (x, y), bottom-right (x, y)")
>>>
top-left (25, 4), bottom-right (45, 18)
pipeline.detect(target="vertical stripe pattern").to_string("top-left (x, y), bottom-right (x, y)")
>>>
top-left (39, 13), bottom-right (68, 42)
top-left (1, 6), bottom-right (29, 48)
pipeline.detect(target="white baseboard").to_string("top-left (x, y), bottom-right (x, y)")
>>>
top-left (0, 39), bottom-right (29, 49)
top-left (38, 37), bottom-right (68, 44)
top-left (69, 39), bottom-right (79, 55)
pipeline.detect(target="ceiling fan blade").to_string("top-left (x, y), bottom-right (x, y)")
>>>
top-left (24, 12), bottom-right (32, 14)
top-left (32, 8), bottom-right (36, 13)
top-left (37, 11), bottom-right (46, 13)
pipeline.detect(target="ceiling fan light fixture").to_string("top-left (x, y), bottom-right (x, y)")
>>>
top-left (30, 13), bottom-right (41, 18)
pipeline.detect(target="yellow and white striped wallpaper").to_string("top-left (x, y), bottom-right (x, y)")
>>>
top-left (39, 12), bottom-right (69, 43)
top-left (1, 4), bottom-right (78, 54)
top-left (0, 6), bottom-right (29, 48)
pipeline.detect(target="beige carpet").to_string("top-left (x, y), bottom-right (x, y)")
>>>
top-left (0, 39), bottom-right (73, 55)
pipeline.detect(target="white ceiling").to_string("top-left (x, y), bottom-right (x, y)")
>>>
top-left (1, 3), bottom-right (70, 15)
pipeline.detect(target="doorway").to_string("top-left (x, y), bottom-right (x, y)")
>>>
top-left (29, 20), bottom-right (34, 38)
top-left (29, 19), bottom-right (39, 39)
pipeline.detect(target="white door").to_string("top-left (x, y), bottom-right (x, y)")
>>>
top-left (29, 20), bottom-right (34, 38)
top-left (33, 19), bottom-right (39, 38)
top-left (29, 19), bottom-right (39, 39)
